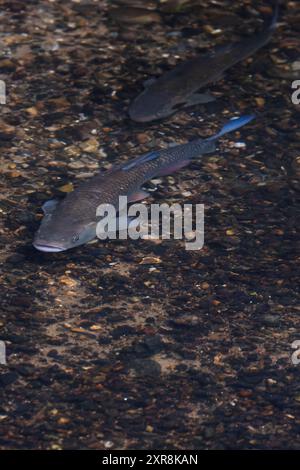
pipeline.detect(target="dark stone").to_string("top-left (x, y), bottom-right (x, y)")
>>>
top-left (128, 359), bottom-right (161, 377)
top-left (0, 372), bottom-right (19, 387)
top-left (111, 325), bottom-right (136, 338)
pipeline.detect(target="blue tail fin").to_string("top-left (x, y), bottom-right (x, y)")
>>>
top-left (208, 114), bottom-right (255, 141)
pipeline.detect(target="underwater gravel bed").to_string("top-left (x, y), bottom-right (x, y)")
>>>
top-left (0, 0), bottom-right (299, 450)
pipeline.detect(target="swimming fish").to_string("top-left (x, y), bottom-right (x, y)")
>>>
top-left (129, 4), bottom-right (278, 122)
top-left (33, 114), bottom-right (254, 252)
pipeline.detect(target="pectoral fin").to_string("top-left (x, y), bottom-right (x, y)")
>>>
top-left (143, 77), bottom-right (157, 88)
top-left (128, 189), bottom-right (150, 202)
top-left (183, 90), bottom-right (216, 107)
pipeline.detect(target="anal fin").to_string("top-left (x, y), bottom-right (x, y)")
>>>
top-left (128, 189), bottom-right (150, 202)
top-left (144, 77), bottom-right (157, 88)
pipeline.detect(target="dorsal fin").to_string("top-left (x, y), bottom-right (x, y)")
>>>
top-left (122, 150), bottom-right (160, 171)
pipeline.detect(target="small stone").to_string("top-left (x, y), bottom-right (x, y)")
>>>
top-left (90, 325), bottom-right (102, 331)
top-left (68, 161), bottom-right (85, 169)
top-left (0, 59), bottom-right (15, 72)
top-left (26, 106), bottom-right (39, 117)
top-left (80, 138), bottom-right (99, 153)
top-left (136, 133), bottom-right (150, 144)
top-left (129, 358), bottom-right (161, 377)
top-left (292, 60), bottom-right (300, 71)
top-left (47, 97), bottom-right (69, 111)
top-left (233, 142), bottom-right (246, 148)
top-left (203, 24), bottom-right (222, 35)
top-left (160, 0), bottom-right (192, 13)
top-left (0, 372), bottom-right (18, 386)
top-left (239, 389), bottom-right (253, 398)
top-left (255, 97), bottom-right (265, 108)
top-left (65, 146), bottom-right (81, 157)
top-left (59, 275), bottom-right (78, 288)
top-left (213, 353), bottom-right (224, 365)
top-left (139, 256), bottom-right (161, 265)
top-left (201, 282), bottom-right (210, 290)
top-left (58, 183), bottom-right (74, 193)
top-left (58, 417), bottom-right (70, 425)
top-left (110, 7), bottom-right (162, 24)
top-left (8, 170), bottom-right (21, 178)
top-left (260, 314), bottom-right (281, 326)
top-left (104, 441), bottom-right (114, 449)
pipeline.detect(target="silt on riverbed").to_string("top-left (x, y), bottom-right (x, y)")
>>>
top-left (0, 0), bottom-right (299, 450)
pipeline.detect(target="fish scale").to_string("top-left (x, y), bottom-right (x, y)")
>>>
top-left (33, 115), bottom-right (254, 252)
top-left (129, 2), bottom-right (278, 122)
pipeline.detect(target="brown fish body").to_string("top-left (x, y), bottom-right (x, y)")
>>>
top-left (33, 115), bottom-right (254, 252)
top-left (129, 4), bottom-right (278, 121)
top-left (60, 137), bottom-right (214, 213)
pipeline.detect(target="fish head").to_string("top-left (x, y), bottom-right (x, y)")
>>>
top-left (129, 89), bottom-right (175, 122)
top-left (33, 198), bottom-right (97, 252)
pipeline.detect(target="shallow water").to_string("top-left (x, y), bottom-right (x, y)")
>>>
top-left (0, 0), bottom-right (299, 450)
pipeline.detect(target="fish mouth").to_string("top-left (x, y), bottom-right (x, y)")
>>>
top-left (33, 242), bottom-right (65, 253)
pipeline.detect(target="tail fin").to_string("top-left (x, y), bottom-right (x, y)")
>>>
top-left (208, 114), bottom-right (255, 141)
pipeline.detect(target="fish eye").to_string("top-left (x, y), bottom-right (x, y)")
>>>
top-left (72, 234), bottom-right (80, 243)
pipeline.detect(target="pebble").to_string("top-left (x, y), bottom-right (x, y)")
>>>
top-left (291, 60), bottom-right (300, 71)
top-left (201, 282), bottom-right (210, 290)
top-left (58, 275), bottom-right (78, 288)
top-left (58, 417), bottom-right (70, 425)
top-left (233, 142), bottom-right (246, 148)
top-left (26, 106), bottom-right (39, 117)
top-left (255, 97), bottom-right (265, 108)
top-left (110, 7), bottom-right (162, 24)
top-left (80, 138), bottom-right (99, 153)
top-left (160, 0), bottom-right (192, 13)
top-left (129, 358), bottom-right (161, 377)
top-left (58, 183), bottom-right (74, 193)
top-left (260, 314), bottom-right (281, 327)
top-left (139, 256), bottom-right (162, 265)
top-left (0, 372), bottom-right (18, 386)
top-left (68, 161), bottom-right (85, 170)
top-left (136, 133), bottom-right (150, 144)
